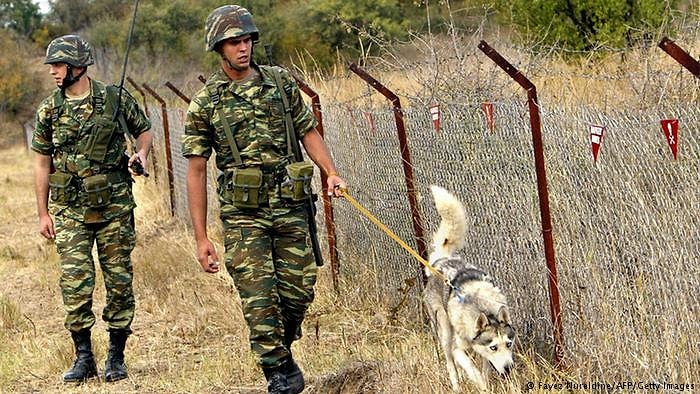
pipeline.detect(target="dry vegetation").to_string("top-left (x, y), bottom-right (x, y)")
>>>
top-left (0, 143), bottom-right (570, 393)
top-left (2, 28), bottom-right (700, 393)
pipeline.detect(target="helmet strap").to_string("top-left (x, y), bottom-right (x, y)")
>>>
top-left (60, 65), bottom-right (87, 91)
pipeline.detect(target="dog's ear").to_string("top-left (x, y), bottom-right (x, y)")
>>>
top-left (497, 306), bottom-right (511, 324)
top-left (476, 313), bottom-right (489, 331)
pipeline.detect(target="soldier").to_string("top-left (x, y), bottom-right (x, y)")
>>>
top-left (182, 5), bottom-right (346, 394)
top-left (32, 35), bottom-right (152, 383)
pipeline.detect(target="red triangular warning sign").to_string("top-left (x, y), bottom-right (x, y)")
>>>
top-left (364, 111), bottom-right (376, 134)
top-left (590, 125), bottom-right (605, 163)
top-left (481, 102), bottom-right (494, 133)
top-left (660, 119), bottom-right (679, 160)
top-left (429, 104), bottom-right (441, 133)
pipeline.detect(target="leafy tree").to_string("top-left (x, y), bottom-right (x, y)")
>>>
top-left (0, 0), bottom-right (41, 37)
top-left (0, 29), bottom-right (44, 118)
top-left (498, 0), bottom-right (678, 52)
top-left (307, 0), bottom-right (423, 52)
top-left (46, 0), bottom-right (90, 33)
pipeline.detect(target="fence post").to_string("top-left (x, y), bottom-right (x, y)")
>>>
top-left (126, 77), bottom-right (159, 181)
top-left (165, 81), bottom-right (191, 104)
top-left (142, 83), bottom-right (176, 217)
top-left (658, 37), bottom-right (700, 78)
top-left (127, 76), bottom-right (149, 117)
top-left (348, 63), bottom-right (429, 272)
top-left (292, 73), bottom-right (340, 291)
top-left (478, 40), bottom-right (564, 365)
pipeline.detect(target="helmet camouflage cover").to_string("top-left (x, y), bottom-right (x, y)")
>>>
top-left (44, 35), bottom-right (95, 67)
top-left (205, 5), bottom-right (259, 51)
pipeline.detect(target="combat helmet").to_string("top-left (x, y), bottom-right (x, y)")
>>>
top-left (44, 35), bottom-right (95, 67)
top-left (205, 5), bottom-right (259, 52)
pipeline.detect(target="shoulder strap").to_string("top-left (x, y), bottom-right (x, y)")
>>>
top-left (208, 86), bottom-right (243, 166)
top-left (105, 85), bottom-right (129, 135)
top-left (47, 90), bottom-right (66, 170)
top-left (269, 66), bottom-right (301, 161)
top-left (48, 89), bottom-right (64, 133)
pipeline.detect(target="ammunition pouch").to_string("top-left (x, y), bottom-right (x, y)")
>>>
top-left (48, 172), bottom-right (77, 204)
top-left (84, 117), bottom-right (123, 164)
top-left (226, 167), bottom-right (263, 209)
top-left (83, 174), bottom-right (112, 208)
top-left (280, 161), bottom-right (314, 201)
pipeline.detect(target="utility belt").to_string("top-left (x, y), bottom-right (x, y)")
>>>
top-left (48, 170), bottom-right (130, 207)
top-left (223, 161), bottom-right (315, 209)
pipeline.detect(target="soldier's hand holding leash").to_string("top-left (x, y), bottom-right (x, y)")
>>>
top-left (326, 173), bottom-right (346, 198)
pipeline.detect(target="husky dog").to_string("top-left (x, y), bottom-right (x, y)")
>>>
top-left (423, 185), bottom-right (515, 391)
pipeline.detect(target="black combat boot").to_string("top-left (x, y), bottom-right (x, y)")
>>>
top-left (281, 357), bottom-right (305, 394)
top-left (263, 365), bottom-right (291, 394)
top-left (282, 320), bottom-right (301, 350)
top-left (282, 321), bottom-right (304, 393)
top-left (63, 329), bottom-right (98, 382)
top-left (104, 329), bottom-right (129, 382)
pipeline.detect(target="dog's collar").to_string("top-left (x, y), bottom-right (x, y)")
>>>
top-left (452, 267), bottom-right (490, 284)
top-left (446, 267), bottom-right (492, 304)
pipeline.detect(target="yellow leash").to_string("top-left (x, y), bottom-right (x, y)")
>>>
top-left (339, 188), bottom-right (449, 282)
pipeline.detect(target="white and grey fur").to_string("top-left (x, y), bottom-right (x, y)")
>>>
top-left (424, 185), bottom-right (515, 391)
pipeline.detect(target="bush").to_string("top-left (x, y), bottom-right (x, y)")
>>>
top-left (0, 30), bottom-right (44, 119)
top-left (497, 0), bottom-right (678, 52)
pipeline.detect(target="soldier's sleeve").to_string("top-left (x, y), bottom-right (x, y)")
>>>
top-left (284, 71), bottom-right (317, 140)
top-left (31, 97), bottom-right (54, 156)
top-left (182, 94), bottom-right (213, 159)
top-left (121, 89), bottom-right (151, 137)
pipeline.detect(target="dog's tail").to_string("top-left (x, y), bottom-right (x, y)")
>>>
top-left (430, 185), bottom-right (467, 260)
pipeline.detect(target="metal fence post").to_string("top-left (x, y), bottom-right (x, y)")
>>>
top-left (348, 63), bottom-right (429, 273)
top-left (127, 76), bottom-right (149, 117)
top-left (126, 77), bottom-right (159, 181)
top-left (142, 83), bottom-right (176, 217)
top-left (165, 81), bottom-right (191, 104)
top-left (292, 73), bottom-right (341, 291)
top-left (658, 37), bottom-right (700, 77)
top-left (478, 41), bottom-right (565, 365)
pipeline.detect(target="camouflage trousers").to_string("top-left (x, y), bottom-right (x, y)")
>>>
top-left (222, 206), bottom-right (318, 368)
top-left (54, 212), bottom-right (136, 333)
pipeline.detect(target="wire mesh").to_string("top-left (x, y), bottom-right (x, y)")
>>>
top-left (140, 39), bottom-right (699, 378)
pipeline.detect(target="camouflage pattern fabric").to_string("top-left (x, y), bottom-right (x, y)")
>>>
top-left (44, 35), bottom-right (95, 67)
top-left (32, 79), bottom-right (151, 224)
top-left (182, 65), bottom-right (318, 368)
top-left (222, 209), bottom-right (317, 368)
top-left (205, 5), bottom-right (259, 51)
top-left (55, 213), bottom-right (136, 333)
top-left (182, 65), bottom-right (317, 218)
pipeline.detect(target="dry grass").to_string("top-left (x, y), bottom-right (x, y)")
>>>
top-left (0, 144), bottom-right (575, 393)
top-left (4, 30), bottom-right (700, 393)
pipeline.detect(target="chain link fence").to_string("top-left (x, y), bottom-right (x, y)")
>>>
top-left (20, 33), bottom-right (694, 380)
top-left (146, 90), bottom-right (698, 380)
top-left (323, 96), bottom-right (699, 381)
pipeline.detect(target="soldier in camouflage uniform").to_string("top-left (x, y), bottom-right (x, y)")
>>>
top-left (32, 35), bottom-right (152, 383)
top-left (182, 5), bottom-right (346, 394)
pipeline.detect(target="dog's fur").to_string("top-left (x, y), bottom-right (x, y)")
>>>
top-left (423, 185), bottom-right (515, 391)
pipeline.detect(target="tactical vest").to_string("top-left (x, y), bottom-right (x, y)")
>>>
top-left (206, 66), bottom-right (314, 209)
top-left (49, 81), bottom-right (129, 176)
top-left (47, 81), bottom-right (132, 213)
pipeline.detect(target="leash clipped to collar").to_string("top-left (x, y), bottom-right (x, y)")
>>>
top-left (339, 188), bottom-right (459, 291)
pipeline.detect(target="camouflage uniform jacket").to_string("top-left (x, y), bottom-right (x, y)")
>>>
top-left (182, 65), bottom-right (318, 216)
top-left (32, 79), bottom-right (151, 223)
